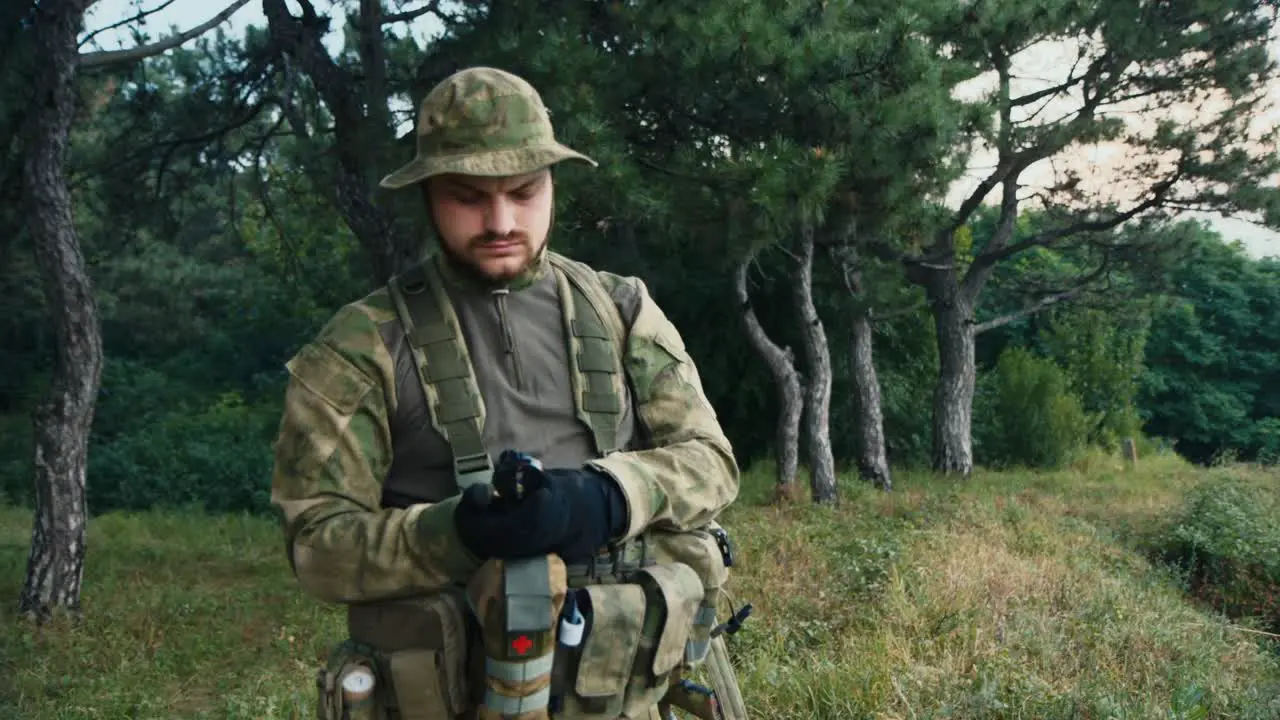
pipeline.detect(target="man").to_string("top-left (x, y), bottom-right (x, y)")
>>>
top-left (270, 66), bottom-right (741, 720)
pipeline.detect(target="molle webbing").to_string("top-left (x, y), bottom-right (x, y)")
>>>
top-left (388, 262), bottom-right (493, 489)
top-left (564, 535), bottom-right (654, 586)
top-left (556, 271), bottom-right (624, 456)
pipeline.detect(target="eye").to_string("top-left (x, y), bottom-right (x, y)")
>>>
top-left (510, 183), bottom-right (541, 201)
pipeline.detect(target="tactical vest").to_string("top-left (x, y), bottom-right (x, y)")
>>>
top-left (314, 252), bottom-right (746, 720)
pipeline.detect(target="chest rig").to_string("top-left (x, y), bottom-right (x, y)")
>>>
top-left (385, 250), bottom-right (628, 490)
top-left (386, 252), bottom-right (642, 719)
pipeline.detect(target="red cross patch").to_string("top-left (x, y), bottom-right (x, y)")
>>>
top-left (510, 634), bottom-right (533, 655)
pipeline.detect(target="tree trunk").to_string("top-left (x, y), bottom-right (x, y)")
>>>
top-left (834, 244), bottom-right (892, 491)
top-left (732, 254), bottom-right (802, 492)
top-left (264, 0), bottom-right (417, 285)
top-left (925, 270), bottom-right (975, 476)
top-left (792, 224), bottom-right (838, 504)
top-left (20, 0), bottom-right (102, 623)
top-left (850, 309), bottom-right (892, 490)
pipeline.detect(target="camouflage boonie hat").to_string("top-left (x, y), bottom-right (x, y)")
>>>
top-left (379, 66), bottom-right (597, 189)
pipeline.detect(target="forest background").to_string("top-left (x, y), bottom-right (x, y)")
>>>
top-left (2, 1), bottom-right (1280, 718)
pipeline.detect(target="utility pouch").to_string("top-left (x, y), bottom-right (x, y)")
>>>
top-left (340, 588), bottom-right (473, 719)
top-left (315, 640), bottom-right (380, 720)
top-left (559, 561), bottom-right (704, 718)
top-left (647, 525), bottom-right (731, 667)
top-left (467, 556), bottom-right (568, 720)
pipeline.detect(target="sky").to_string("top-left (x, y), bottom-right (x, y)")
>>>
top-left (83, 0), bottom-right (1280, 260)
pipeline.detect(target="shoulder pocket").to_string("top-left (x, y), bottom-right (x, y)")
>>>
top-left (286, 342), bottom-right (374, 414)
top-left (625, 335), bottom-right (682, 405)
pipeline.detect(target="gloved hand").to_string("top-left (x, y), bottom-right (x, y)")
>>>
top-left (454, 460), bottom-right (628, 564)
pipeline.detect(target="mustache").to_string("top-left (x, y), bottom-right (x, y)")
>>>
top-left (469, 232), bottom-right (527, 248)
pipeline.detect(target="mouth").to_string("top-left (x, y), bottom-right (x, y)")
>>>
top-left (475, 239), bottom-right (523, 254)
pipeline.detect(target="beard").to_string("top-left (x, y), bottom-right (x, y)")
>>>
top-left (441, 231), bottom-right (540, 284)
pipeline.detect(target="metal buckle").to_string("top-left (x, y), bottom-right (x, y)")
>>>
top-left (710, 528), bottom-right (734, 568)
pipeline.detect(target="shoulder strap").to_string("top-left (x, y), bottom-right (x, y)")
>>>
top-left (546, 252), bottom-right (627, 361)
top-left (386, 261), bottom-right (494, 491)
top-left (547, 252), bottom-right (628, 456)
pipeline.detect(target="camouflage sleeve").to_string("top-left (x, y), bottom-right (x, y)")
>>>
top-left (269, 298), bottom-right (482, 604)
top-left (586, 278), bottom-right (740, 539)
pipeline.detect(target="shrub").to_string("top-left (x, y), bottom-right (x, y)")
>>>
top-left (1254, 418), bottom-right (1280, 466)
top-left (88, 391), bottom-right (280, 516)
top-left (1158, 479), bottom-right (1280, 632)
top-left (0, 412), bottom-right (33, 506)
top-left (974, 347), bottom-right (1091, 469)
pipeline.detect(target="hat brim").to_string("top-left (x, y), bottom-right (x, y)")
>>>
top-left (378, 143), bottom-right (597, 190)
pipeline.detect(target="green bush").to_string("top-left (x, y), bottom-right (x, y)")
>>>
top-left (93, 357), bottom-right (205, 441)
top-left (974, 347), bottom-right (1091, 469)
top-left (1039, 307), bottom-right (1149, 450)
top-left (1158, 479), bottom-right (1280, 632)
top-left (1254, 418), bottom-right (1280, 466)
top-left (88, 392), bottom-right (280, 516)
top-left (0, 412), bottom-right (33, 506)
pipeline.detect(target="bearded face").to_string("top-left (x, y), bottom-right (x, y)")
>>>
top-left (423, 169), bottom-right (554, 284)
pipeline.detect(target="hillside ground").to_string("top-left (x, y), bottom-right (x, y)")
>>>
top-left (1, 452), bottom-right (1278, 719)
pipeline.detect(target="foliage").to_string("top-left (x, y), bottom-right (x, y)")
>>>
top-left (1156, 477), bottom-right (1280, 633)
top-left (974, 347), bottom-right (1092, 469)
top-left (906, 0), bottom-right (1280, 472)
top-left (1039, 307), bottom-right (1149, 447)
top-left (1139, 236), bottom-right (1280, 463)
top-left (88, 389), bottom-right (281, 516)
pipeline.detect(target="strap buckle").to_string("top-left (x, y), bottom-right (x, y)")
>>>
top-left (454, 452), bottom-right (493, 489)
top-left (710, 527), bottom-right (735, 568)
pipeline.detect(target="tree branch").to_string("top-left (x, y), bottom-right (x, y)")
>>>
top-left (78, 0), bottom-right (251, 68)
top-left (946, 50), bottom-right (1117, 241)
top-left (635, 156), bottom-right (748, 188)
top-left (382, 1), bottom-right (443, 24)
top-left (828, 239), bottom-right (930, 322)
top-left (276, 56), bottom-right (313, 141)
top-left (972, 171), bottom-right (1182, 266)
top-left (263, 0), bottom-right (414, 281)
top-left (972, 287), bottom-right (1085, 334)
top-left (872, 300), bottom-right (930, 322)
top-left (79, 0), bottom-right (180, 49)
top-left (264, 0), bottom-right (366, 154)
top-left (1008, 54), bottom-right (1086, 108)
top-left (972, 254), bottom-right (1114, 335)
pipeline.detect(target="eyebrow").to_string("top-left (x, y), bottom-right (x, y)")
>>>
top-left (507, 174), bottom-right (546, 194)
top-left (447, 174), bottom-right (545, 195)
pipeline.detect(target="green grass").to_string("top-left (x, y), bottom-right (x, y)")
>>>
top-left (2, 452), bottom-right (1279, 719)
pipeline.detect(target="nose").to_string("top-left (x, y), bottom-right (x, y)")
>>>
top-left (484, 196), bottom-right (516, 237)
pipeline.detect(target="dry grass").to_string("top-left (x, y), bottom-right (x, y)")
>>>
top-left (2, 452), bottom-right (1279, 719)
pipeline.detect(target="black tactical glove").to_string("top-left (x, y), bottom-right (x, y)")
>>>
top-left (454, 460), bottom-right (628, 564)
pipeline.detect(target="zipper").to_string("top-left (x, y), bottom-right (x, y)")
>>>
top-left (492, 288), bottom-right (525, 390)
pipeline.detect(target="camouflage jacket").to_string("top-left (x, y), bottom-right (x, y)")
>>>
top-left (269, 251), bottom-right (740, 603)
